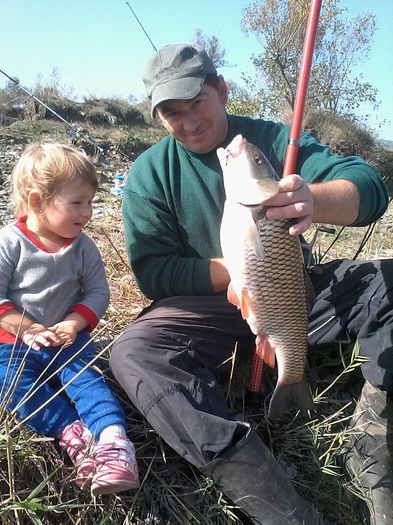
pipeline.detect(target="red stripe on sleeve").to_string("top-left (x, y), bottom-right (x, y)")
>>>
top-left (71, 304), bottom-right (99, 331)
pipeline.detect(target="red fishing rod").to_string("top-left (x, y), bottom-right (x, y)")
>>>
top-left (247, 0), bottom-right (322, 404)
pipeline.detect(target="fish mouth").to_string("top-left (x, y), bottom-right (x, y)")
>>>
top-left (230, 178), bottom-right (279, 207)
top-left (233, 184), bottom-right (278, 208)
top-left (237, 202), bottom-right (264, 211)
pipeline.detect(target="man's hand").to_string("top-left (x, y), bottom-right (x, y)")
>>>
top-left (22, 323), bottom-right (63, 351)
top-left (264, 175), bottom-right (313, 236)
top-left (264, 176), bottom-right (360, 234)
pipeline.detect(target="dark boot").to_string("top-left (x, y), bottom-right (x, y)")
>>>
top-left (200, 428), bottom-right (321, 525)
top-left (345, 381), bottom-right (393, 525)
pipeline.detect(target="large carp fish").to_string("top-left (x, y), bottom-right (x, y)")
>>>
top-left (217, 134), bottom-right (314, 420)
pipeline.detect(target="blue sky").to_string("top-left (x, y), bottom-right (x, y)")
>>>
top-left (1, 0), bottom-right (392, 140)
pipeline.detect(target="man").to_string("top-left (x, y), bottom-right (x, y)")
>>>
top-left (110, 43), bottom-right (392, 524)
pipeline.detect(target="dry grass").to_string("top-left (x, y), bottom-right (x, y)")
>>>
top-left (1, 155), bottom-right (392, 523)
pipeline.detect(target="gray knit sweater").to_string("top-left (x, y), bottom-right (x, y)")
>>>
top-left (0, 219), bottom-right (109, 340)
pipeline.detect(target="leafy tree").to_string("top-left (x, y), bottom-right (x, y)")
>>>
top-left (0, 77), bottom-right (29, 122)
top-left (1, 78), bottom-right (28, 106)
top-left (192, 30), bottom-right (260, 116)
top-left (0, 77), bottom-right (28, 106)
top-left (241, 0), bottom-right (378, 120)
top-left (193, 29), bottom-right (229, 68)
top-left (226, 77), bottom-right (266, 117)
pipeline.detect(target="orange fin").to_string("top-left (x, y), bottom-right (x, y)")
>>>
top-left (239, 288), bottom-right (253, 319)
top-left (228, 284), bottom-right (252, 320)
top-left (227, 282), bottom-right (240, 307)
top-left (256, 335), bottom-right (275, 368)
top-left (268, 377), bottom-right (314, 421)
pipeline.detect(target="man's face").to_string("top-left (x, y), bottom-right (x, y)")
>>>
top-left (156, 77), bottom-right (229, 154)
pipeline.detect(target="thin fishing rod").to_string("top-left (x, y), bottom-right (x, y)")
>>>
top-left (0, 68), bottom-right (103, 154)
top-left (247, 0), bottom-right (322, 400)
top-left (125, 2), bottom-right (157, 52)
top-left (283, 0), bottom-right (322, 176)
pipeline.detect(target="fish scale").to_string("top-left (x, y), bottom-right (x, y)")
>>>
top-left (218, 134), bottom-right (314, 420)
top-left (240, 216), bottom-right (309, 385)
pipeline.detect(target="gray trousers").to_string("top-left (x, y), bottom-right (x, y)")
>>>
top-left (110, 258), bottom-right (393, 468)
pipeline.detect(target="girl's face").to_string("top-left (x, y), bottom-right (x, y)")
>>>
top-left (36, 178), bottom-right (96, 240)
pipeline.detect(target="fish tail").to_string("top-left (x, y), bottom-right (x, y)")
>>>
top-left (268, 378), bottom-right (314, 421)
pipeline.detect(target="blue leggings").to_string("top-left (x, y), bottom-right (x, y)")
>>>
top-left (0, 331), bottom-right (126, 438)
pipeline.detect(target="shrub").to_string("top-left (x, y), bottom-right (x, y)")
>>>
top-left (302, 110), bottom-right (376, 159)
top-left (0, 79), bottom-right (29, 124)
top-left (82, 97), bottom-right (145, 127)
top-left (34, 95), bottom-right (85, 123)
top-left (115, 125), bottom-right (167, 157)
top-left (368, 147), bottom-right (393, 196)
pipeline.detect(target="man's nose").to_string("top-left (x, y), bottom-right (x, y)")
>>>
top-left (182, 110), bottom-right (200, 130)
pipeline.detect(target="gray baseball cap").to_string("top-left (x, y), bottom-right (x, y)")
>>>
top-left (142, 43), bottom-right (217, 117)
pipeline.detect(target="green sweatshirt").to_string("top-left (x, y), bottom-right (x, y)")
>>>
top-left (122, 114), bottom-right (388, 300)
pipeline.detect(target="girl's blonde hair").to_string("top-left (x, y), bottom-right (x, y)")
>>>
top-left (11, 143), bottom-right (98, 217)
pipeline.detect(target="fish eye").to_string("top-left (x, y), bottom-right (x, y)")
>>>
top-left (253, 155), bottom-right (263, 165)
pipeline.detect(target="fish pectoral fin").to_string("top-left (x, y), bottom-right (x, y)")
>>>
top-left (227, 282), bottom-right (240, 307)
top-left (256, 335), bottom-right (275, 368)
top-left (227, 283), bottom-right (251, 320)
top-left (268, 378), bottom-right (314, 421)
top-left (239, 287), bottom-right (253, 319)
top-left (229, 286), bottom-right (253, 319)
top-left (246, 216), bottom-right (264, 260)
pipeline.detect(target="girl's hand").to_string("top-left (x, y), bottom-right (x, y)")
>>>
top-left (22, 323), bottom-right (62, 351)
top-left (48, 321), bottom-right (79, 347)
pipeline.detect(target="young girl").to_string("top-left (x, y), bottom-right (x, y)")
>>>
top-left (0, 143), bottom-right (139, 496)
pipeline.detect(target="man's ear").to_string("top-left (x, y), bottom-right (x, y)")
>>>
top-left (28, 192), bottom-right (43, 212)
top-left (218, 75), bottom-right (229, 105)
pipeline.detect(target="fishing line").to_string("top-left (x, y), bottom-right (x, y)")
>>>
top-left (125, 2), bottom-right (158, 52)
top-left (352, 222), bottom-right (376, 260)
